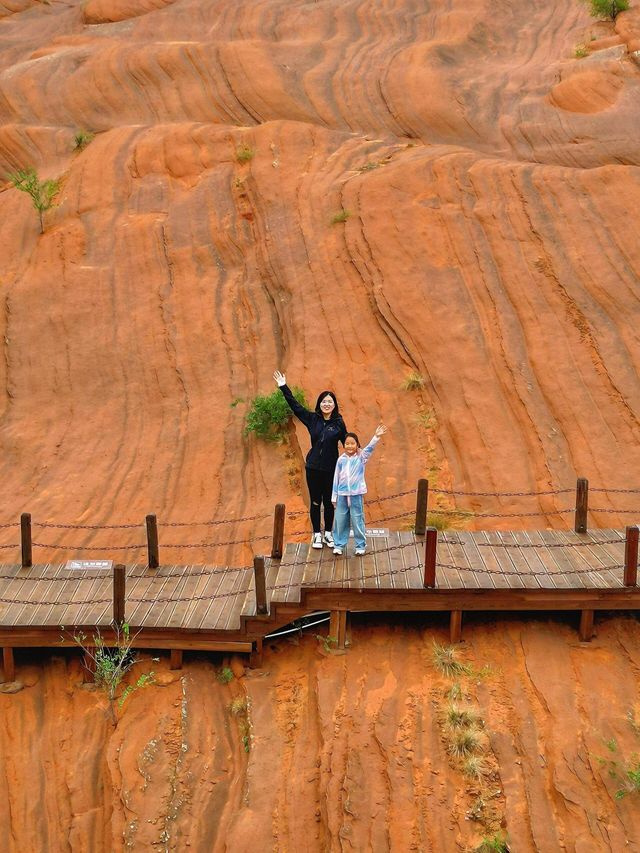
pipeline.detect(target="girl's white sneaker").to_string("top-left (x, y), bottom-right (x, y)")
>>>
top-left (312, 533), bottom-right (323, 549)
top-left (355, 548), bottom-right (366, 556)
top-left (323, 531), bottom-right (334, 547)
top-left (333, 546), bottom-right (343, 555)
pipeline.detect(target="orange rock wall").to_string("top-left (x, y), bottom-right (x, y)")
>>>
top-left (0, 1), bottom-right (638, 560)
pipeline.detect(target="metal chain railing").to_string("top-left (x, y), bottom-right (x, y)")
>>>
top-left (436, 561), bottom-right (625, 578)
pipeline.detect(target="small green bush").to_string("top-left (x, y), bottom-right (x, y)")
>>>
top-left (475, 835), bottom-right (509, 853)
top-left (446, 704), bottom-right (481, 729)
top-left (8, 168), bottom-right (60, 233)
top-left (236, 143), bottom-right (255, 163)
top-left (330, 209), bottom-right (351, 225)
top-left (574, 43), bottom-right (589, 58)
top-left (463, 755), bottom-right (490, 779)
top-left (217, 665), bottom-right (234, 684)
top-left (244, 386), bottom-right (308, 443)
top-left (74, 129), bottom-right (94, 150)
top-left (447, 726), bottom-right (482, 758)
top-left (581, 0), bottom-right (629, 19)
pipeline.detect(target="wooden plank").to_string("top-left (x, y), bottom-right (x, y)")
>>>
top-left (127, 566), bottom-right (181, 627)
top-left (500, 532), bottom-right (541, 590)
top-left (454, 532), bottom-right (494, 589)
top-left (524, 531), bottom-right (570, 589)
top-left (153, 565), bottom-right (194, 628)
top-left (448, 533), bottom-right (479, 589)
top-left (537, 530), bottom-right (589, 589)
top-left (552, 530), bottom-right (608, 589)
top-left (167, 567), bottom-right (215, 629)
top-left (402, 532), bottom-right (424, 589)
top-left (144, 564), bottom-right (191, 628)
top-left (8, 564), bottom-right (64, 626)
top-left (361, 539), bottom-right (379, 589)
top-left (582, 529), bottom-right (625, 588)
top-left (436, 533), bottom-right (462, 589)
top-left (191, 567), bottom-right (236, 630)
top-left (84, 563), bottom-right (146, 627)
top-left (219, 567), bottom-right (254, 630)
top-left (387, 533), bottom-right (408, 591)
top-left (199, 566), bottom-right (246, 630)
top-left (180, 567), bottom-right (226, 626)
top-left (53, 564), bottom-right (111, 628)
top-left (481, 531), bottom-right (525, 589)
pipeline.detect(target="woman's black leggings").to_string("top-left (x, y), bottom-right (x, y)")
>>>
top-left (306, 467), bottom-right (335, 533)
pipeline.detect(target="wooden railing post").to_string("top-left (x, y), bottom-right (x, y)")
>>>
top-left (271, 503), bottom-right (286, 560)
top-left (423, 526), bottom-right (437, 588)
top-left (624, 525), bottom-right (639, 587)
top-left (253, 556), bottom-right (268, 615)
top-left (20, 512), bottom-right (32, 568)
top-left (574, 477), bottom-right (589, 534)
top-left (415, 479), bottom-right (429, 536)
top-left (113, 563), bottom-right (126, 626)
top-left (146, 514), bottom-right (159, 569)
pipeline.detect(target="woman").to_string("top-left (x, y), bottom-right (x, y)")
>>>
top-left (274, 370), bottom-right (347, 549)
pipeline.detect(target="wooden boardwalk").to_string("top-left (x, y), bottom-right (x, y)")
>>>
top-left (0, 529), bottom-right (638, 676)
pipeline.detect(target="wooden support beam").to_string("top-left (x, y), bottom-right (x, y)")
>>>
top-left (113, 563), bottom-right (126, 626)
top-left (146, 514), bottom-right (159, 568)
top-left (424, 526), bottom-right (437, 588)
top-left (415, 479), bottom-right (429, 537)
top-left (271, 503), bottom-right (286, 560)
top-left (579, 610), bottom-right (594, 642)
top-left (20, 513), bottom-right (32, 568)
top-left (329, 611), bottom-right (347, 650)
top-left (624, 525), bottom-right (639, 587)
top-left (254, 556), bottom-right (268, 615)
top-left (250, 638), bottom-right (264, 669)
top-left (170, 649), bottom-right (183, 670)
top-left (450, 611), bottom-right (462, 644)
top-left (574, 478), bottom-right (589, 534)
top-left (2, 648), bottom-right (15, 682)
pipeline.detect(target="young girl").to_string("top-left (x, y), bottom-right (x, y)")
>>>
top-left (331, 424), bottom-right (387, 556)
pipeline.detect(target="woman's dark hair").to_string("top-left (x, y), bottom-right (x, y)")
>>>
top-left (314, 390), bottom-right (341, 418)
top-left (344, 432), bottom-right (360, 447)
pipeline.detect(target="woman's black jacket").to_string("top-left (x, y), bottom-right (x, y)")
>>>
top-left (279, 384), bottom-right (347, 472)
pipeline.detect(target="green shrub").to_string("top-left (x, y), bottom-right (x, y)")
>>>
top-left (217, 665), bottom-right (234, 684)
top-left (574, 43), bottom-right (589, 57)
top-left (447, 726), bottom-right (482, 758)
top-left (446, 704), bottom-right (481, 729)
top-left (244, 386), bottom-right (308, 443)
top-left (581, 0), bottom-right (629, 19)
top-left (330, 209), bottom-right (351, 225)
top-left (236, 143), bottom-right (255, 163)
top-left (475, 835), bottom-right (509, 853)
top-left (74, 129), bottom-right (94, 150)
top-left (8, 168), bottom-right (60, 233)
top-left (432, 641), bottom-right (472, 677)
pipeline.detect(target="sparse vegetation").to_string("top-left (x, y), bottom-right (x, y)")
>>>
top-left (574, 43), bottom-right (589, 58)
top-left (66, 623), bottom-right (155, 724)
top-left (598, 730), bottom-right (640, 799)
top-left (74, 129), bottom-right (94, 151)
top-left (356, 161), bottom-right (381, 173)
top-left (217, 665), bottom-right (234, 684)
top-left (229, 693), bottom-right (251, 752)
top-left (463, 755), bottom-right (490, 780)
top-left (432, 641), bottom-right (472, 677)
top-left (236, 143), bottom-right (255, 163)
top-left (447, 726), bottom-right (482, 758)
top-left (426, 512), bottom-right (449, 531)
top-left (8, 168), bottom-right (60, 233)
top-left (316, 634), bottom-right (338, 653)
top-left (475, 834), bottom-right (509, 853)
top-left (446, 681), bottom-right (463, 701)
top-left (230, 397), bottom-right (244, 408)
top-left (447, 703), bottom-right (481, 729)
top-left (581, 0), bottom-right (628, 19)
top-left (244, 386), bottom-right (308, 443)
top-left (402, 370), bottom-right (426, 391)
top-left (330, 209), bottom-right (351, 225)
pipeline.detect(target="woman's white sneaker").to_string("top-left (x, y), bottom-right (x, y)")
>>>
top-left (355, 548), bottom-right (366, 556)
top-left (312, 533), bottom-right (323, 549)
top-left (323, 531), bottom-right (334, 547)
top-left (333, 546), bottom-right (343, 555)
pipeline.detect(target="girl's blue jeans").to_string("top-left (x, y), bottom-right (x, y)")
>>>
top-left (333, 494), bottom-right (366, 550)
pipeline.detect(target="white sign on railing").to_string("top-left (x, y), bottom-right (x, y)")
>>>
top-left (66, 560), bottom-right (113, 571)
